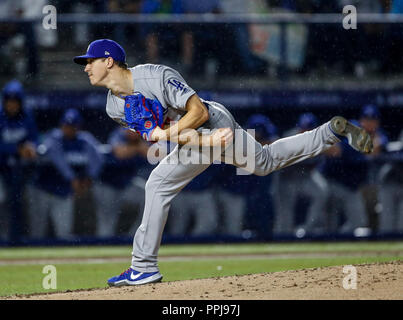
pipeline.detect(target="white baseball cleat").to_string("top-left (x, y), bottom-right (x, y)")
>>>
top-left (330, 116), bottom-right (374, 154)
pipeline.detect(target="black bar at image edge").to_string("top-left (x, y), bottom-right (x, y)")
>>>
top-left (1, 300), bottom-right (398, 318)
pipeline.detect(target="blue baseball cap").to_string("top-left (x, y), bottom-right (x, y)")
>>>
top-left (297, 113), bottom-right (318, 131)
top-left (60, 109), bottom-right (82, 127)
top-left (360, 104), bottom-right (380, 120)
top-left (73, 39), bottom-right (126, 65)
top-left (246, 114), bottom-right (278, 140)
top-left (2, 79), bottom-right (24, 102)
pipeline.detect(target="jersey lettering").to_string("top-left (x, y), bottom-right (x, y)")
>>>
top-left (168, 79), bottom-right (186, 92)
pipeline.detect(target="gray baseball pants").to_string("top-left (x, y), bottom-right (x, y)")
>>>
top-left (378, 182), bottom-right (403, 233)
top-left (27, 186), bottom-right (74, 239)
top-left (169, 190), bottom-right (218, 236)
top-left (273, 169), bottom-right (328, 235)
top-left (216, 189), bottom-right (246, 235)
top-left (93, 182), bottom-right (145, 237)
top-left (131, 101), bottom-right (340, 272)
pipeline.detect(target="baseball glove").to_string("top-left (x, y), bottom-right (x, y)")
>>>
top-left (124, 92), bottom-right (164, 141)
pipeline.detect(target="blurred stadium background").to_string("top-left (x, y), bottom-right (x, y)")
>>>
top-left (0, 0), bottom-right (403, 247)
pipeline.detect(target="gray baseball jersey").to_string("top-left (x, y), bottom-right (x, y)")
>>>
top-left (106, 64), bottom-right (197, 127)
top-left (103, 64), bottom-right (341, 273)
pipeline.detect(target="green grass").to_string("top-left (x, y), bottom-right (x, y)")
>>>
top-left (0, 242), bottom-right (402, 297)
top-left (1, 241), bottom-right (402, 260)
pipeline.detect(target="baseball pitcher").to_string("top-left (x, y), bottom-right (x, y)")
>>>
top-left (73, 39), bottom-right (374, 286)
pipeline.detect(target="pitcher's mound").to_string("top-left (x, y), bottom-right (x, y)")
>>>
top-left (6, 261), bottom-right (402, 300)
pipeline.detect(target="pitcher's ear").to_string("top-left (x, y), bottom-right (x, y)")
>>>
top-left (106, 57), bottom-right (115, 69)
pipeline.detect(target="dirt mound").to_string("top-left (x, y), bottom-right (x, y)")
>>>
top-left (5, 261), bottom-right (402, 300)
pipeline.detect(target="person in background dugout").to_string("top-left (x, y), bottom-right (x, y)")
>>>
top-left (359, 105), bottom-right (388, 157)
top-left (357, 104), bottom-right (389, 232)
top-left (273, 113), bottom-right (328, 237)
top-left (319, 116), bottom-right (371, 235)
top-left (168, 165), bottom-right (219, 236)
top-left (27, 109), bottom-right (103, 239)
top-left (0, 80), bottom-right (38, 242)
top-left (215, 114), bottom-right (279, 237)
top-left (93, 127), bottom-right (150, 237)
top-left (214, 163), bottom-right (246, 236)
top-left (377, 128), bottom-right (403, 234)
top-left (140, 0), bottom-right (188, 67)
top-left (241, 114), bottom-right (279, 239)
top-left (180, 0), bottom-right (226, 76)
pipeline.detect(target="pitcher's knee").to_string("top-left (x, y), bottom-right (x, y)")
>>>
top-left (252, 167), bottom-right (267, 176)
top-left (253, 167), bottom-right (273, 177)
top-left (248, 144), bottom-right (275, 176)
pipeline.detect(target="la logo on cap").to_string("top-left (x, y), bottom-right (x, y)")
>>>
top-left (105, 51), bottom-right (110, 55)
